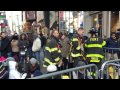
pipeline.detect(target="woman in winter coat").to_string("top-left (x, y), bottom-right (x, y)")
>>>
top-left (11, 33), bottom-right (20, 62)
top-left (19, 33), bottom-right (29, 52)
top-left (32, 33), bottom-right (41, 62)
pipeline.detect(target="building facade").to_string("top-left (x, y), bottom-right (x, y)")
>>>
top-left (83, 11), bottom-right (120, 38)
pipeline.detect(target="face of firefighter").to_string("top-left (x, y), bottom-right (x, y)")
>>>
top-left (78, 29), bottom-right (85, 36)
top-left (53, 30), bottom-right (59, 38)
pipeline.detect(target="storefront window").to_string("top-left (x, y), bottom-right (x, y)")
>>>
top-left (59, 11), bottom-right (83, 33)
top-left (111, 11), bottom-right (119, 32)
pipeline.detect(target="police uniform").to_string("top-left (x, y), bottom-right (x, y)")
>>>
top-left (70, 33), bottom-right (84, 67)
top-left (43, 35), bottom-right (62, 69)
top-left (84, 30), bottom-right (106, 78)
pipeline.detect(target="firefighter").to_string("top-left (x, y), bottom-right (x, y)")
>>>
top-left (84, 28), bottom-right (106, 78)
top-left (70, 27), bottom-right (85, 68)
top-left (43, 29), bottom-right (62, 72)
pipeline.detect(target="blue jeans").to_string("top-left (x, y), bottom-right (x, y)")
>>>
top-left (40, 47), bottom-right (45, 61)
top-left (33, 51), bottom-right (40, 61)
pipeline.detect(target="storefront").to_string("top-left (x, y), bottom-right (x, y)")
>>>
top-left (110, 11), bottom-right (120, 32)
top-left (89, 11), bottom-right (103, 37)
top-left (60, 11), bottom-right (83, 33)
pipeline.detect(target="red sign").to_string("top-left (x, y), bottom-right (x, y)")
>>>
top-left (0, 23), bottom-right (7, 28)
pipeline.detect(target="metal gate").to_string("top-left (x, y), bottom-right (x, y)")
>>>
top-left (101, 59), bottom-right (120, 79)
top-left (28, 64), bottom-right (99, 79)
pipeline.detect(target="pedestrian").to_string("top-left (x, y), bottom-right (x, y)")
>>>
top-left (84, 29), bottom-right (106, 78)
top-left (27, 33), bottom-right (33, 58)
top-left (29, 58), bottom-right (42, 78)
top-left (11, 33), bottom-right (20, 62)
top-left (59, 32), bottom-right (70, 70)
top-left (19, 33), bottom-right (29, 63)
top-left (116, 29), bottom-right (120, 59)
top-left (19, 33), bottom-right (29, 51)
top-left (106, 32), bottom-right (119, 60)
top-left (0, 32), bottom-right (11, 58)
top-left (43, 29), bottom-right (62, 72)
top-left (32, 33), bottom-right (41, 62)
top-left (39, 32), bottom-right (47, 61)
top-left (8, 60), bottom-right (27, 79)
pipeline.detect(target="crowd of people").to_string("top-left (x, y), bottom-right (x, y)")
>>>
top-left (0, 27), bottom-right (120, 79)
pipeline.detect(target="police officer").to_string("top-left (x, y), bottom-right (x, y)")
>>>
top-left (70, 27), bottom-right (85, 68)
top-left (84, 28), bottom-right (106, 78)
top-left (43, 29), bottom-right (62, 72)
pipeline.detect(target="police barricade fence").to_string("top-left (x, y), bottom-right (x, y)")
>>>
top-left (103, 47), bottom-right (120, 61)
top-left (28, 64), bottom-right (99, 79)
top-left (101, 59), bottom-right (120, 79)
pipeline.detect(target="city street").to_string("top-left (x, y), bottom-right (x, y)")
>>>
top-left (0, 11), bottom-right (120, 79)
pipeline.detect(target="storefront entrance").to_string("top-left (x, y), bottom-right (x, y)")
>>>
top-left (111, 11), bottom-right (120, 32)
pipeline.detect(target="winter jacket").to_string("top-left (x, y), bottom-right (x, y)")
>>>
top-left (0, 37), bottom-right (11, 58)
top-left (11, 40), bottom-right (19, 52)
top-left (25, 63), bottom-right (42, 78)
top-left (18, 39), bottom-right (29, 51)
top-left (40, 36), bottom-right (47, 48)
top-left (9, 61), bottom-right (27, 79)
top-left (30, 64), bottom-right (42, 77)
top-left (32, 37), bottom-right (41, 52)
top-left (106, 37), bottom-right (119, 53)
top-left (43, 36), bottom-right (62, 67)
top-left (60, 37), bottom-right (70, 58)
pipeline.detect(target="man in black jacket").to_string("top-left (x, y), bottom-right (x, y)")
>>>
top-left (0, 32), bottom-right (11, 58)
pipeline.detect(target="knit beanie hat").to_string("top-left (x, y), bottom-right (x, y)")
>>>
top-left (30, 58), bottom-right (37, 64)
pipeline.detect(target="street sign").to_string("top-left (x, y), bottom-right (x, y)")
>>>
top-left (0, 15), bottom-right (6, 19)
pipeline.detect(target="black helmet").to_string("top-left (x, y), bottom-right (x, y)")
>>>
top-left (89, 28), bottom-right (98, 34)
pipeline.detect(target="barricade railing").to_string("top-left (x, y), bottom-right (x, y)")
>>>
top-left (101, 59), bottom-right (120, 79)
top-left (103, 47), bottom-right (120, 61)
top-left (28, 64), bottom-right (99, 79)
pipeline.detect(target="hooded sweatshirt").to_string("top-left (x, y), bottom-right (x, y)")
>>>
top-left (9, 61), bottom-right (27, 79)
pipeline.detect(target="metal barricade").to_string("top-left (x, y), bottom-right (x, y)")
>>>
top-left (103, 47), bottom-right (120, 61)
top-left (101, 59), bottom-right (120, 79)
top-left (28, 64), bottom-right (99, 79)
